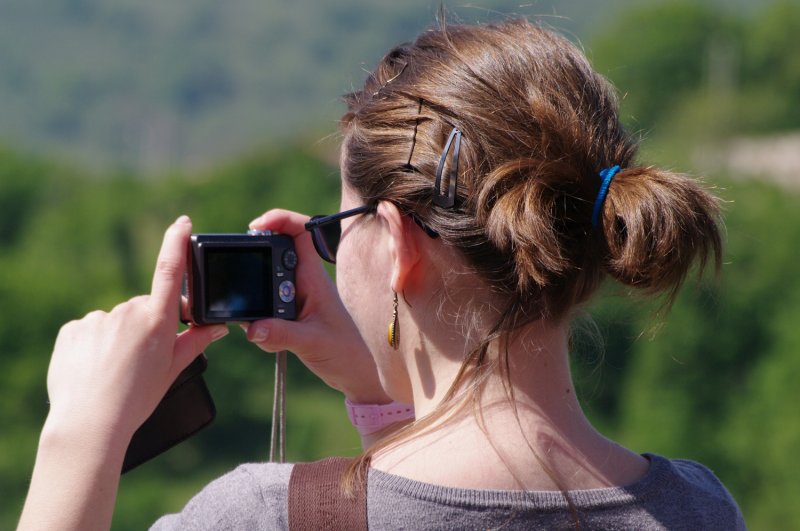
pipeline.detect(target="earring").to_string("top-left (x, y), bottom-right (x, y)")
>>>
top-left (387, 291), bottom-right (399, 350)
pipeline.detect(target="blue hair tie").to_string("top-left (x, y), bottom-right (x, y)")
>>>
top-left (591, 165), bottom-right (621, 229)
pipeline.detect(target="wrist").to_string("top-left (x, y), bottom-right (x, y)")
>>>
top-left (41, 410), bottom-right (130, 466)
top-left (335, 357), bottom-right (393, 404)
top-left (345, 398), bottom-right (415, 436)
top-left (341, 385), bottom-right (393, 405)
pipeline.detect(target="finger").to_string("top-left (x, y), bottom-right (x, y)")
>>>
top-left (244, 318), bottom-right (318, 354)
top-left (171, 325), bottom-right (230, 379)
top-left (180, 295), bottom-right (191, 323)
top-left (249, 209), bottom-right (312, 237)
top-left (150, 216), bottom-right (192, 318)
top-left (249, 208), bottom-right (331, 285)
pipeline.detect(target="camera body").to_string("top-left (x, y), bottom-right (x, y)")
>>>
top-left (185, 230), bottom-right (297, 325)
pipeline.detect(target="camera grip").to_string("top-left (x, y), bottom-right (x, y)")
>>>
top-left (122, 354), bottom-right (215, 474)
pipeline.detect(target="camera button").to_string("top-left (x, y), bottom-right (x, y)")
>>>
top-left (282, 249), bottom-right (298, 270)
top-left (279, 280), bottom-right (296, 303)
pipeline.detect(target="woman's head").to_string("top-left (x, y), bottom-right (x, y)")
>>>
top-left (334, 18), bottom-right (723, 496)
top-left (338, 18), bottom-right (721, 328)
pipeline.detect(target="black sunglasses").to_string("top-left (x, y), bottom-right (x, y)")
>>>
top-left (304, 203), bottom-right (440, 264)
top-left (304, 204), bottom-right (376, 264)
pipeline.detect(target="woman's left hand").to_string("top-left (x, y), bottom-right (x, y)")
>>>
top-left (18, 216), bottom-right (229, 531)
top-left (45, 215), bottom-right (229, 449)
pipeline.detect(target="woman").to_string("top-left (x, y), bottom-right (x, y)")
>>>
top-left (19, 19), bottom-right (744, 530)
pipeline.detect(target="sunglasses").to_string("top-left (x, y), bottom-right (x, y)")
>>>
top-left (305, 203), bottom-right (440, 264)
top-left (304, 204), bottom-right (376, 264)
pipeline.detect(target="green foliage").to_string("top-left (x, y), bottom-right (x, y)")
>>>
top-left (590, 2), bottom-right (733, 131)
top-left (0, 147), bottom-right (49, 247)
top-left (0, 0), bottom-right (777, 171)
top-left (591, 0), bottom-right (800, 140)
top-left (0, 0), bottom-right (541, 170)
top-left (738, 0), bottom-right (800, 131)
top-left (725, 282), bottom-right (800, 527)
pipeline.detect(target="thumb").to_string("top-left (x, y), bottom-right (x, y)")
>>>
top-left (171, 325), bottom-right (230, 379)
top-left (243, 318), bottom-right (314, 354)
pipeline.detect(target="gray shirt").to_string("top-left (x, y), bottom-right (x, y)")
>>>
top-left (151, 453), bottom-right (745, 530)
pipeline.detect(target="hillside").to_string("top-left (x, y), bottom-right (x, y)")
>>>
top-left (0, 0), bottom-right (758, 171)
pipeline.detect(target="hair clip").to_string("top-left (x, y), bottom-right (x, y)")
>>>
top-left (433, 127), bottom-right (462, 208)
top-left (404, 98), bottom-right (424, 170)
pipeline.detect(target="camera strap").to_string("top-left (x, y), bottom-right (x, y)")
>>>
top-left (288, 456), bottom-right (367, 530)
top-left (269, 350), bottom-right (287, 463)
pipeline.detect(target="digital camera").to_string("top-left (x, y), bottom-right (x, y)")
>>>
top-left (184, 230), bottom-right (297, 325)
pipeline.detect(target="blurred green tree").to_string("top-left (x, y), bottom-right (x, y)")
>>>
top-left (589, 2), bottom-right (736, 132)
top-left (738, 0), bottom-right (800, 131)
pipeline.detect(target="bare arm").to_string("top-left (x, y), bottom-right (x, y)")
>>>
top-left (19, 416), bottom-right (128, 530)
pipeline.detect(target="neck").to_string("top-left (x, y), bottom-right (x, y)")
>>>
top-left (379, 308), bottom-right (648, 491)
top-left (405, 313), bottom-right (578, 421)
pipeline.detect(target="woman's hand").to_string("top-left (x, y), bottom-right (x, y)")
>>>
top-left (45, 215), bottom-right (229, 442)
top-left (18, 216), bottom-right (228, 531)
top-left (246, 209), bottom-right (390, 405)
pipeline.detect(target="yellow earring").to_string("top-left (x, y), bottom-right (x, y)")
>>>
top-left (387, 291), bottom-right (399, 350)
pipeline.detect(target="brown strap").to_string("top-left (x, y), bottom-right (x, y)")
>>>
top-left (288, 457), bottom-right (367, 531)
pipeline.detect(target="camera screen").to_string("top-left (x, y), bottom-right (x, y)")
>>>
top-left (204, 247), bottom-right (273, 319)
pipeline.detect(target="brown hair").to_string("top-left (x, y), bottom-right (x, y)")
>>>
top-left (339, 17), bottom-right (722, 506)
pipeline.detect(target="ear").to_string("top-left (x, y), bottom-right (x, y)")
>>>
top-left (376, 201), bottom-right (421, 294)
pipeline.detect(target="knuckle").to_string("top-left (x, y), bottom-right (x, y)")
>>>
top-left (129, 294), bottom-right (149, 305)
top-left (58, 319), bottom-right (79, 337)
top-left (111, 298), bottom-right (136, 315)
top-left (155, 258), bottom-right (182, 278)
top-left (84, 309), bottom-right (108, 322)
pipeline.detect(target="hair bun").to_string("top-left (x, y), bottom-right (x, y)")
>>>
top-left (477, 157), bottom-right (582, 293)
top-left (599, 166), bottom-right (722, 299)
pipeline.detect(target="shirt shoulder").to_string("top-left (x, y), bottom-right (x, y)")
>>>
top-left (639, 454), bottom-right (746, 530)
top-left (150, 462), bottom-right (293, 531)
top-left (365, 454), bottom-right (746, 530)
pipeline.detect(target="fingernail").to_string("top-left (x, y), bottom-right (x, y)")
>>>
top-left (248, 215), bottom-right (263, 228)
top-left (250, 326), bottom-right (268, 343)
top-left (175, 215), bottom-right (190, 225)
top-left (211, 326), bottom-right (230, 341)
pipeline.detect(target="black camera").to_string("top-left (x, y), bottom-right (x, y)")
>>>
top-left (184, 230), bottom-right (297, 325)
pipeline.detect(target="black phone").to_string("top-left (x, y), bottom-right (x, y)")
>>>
top-left (122, 354), bottom-right (215, 474)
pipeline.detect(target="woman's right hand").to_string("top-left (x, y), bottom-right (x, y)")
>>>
top-left (245, 209), bottom-right (391, 405)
